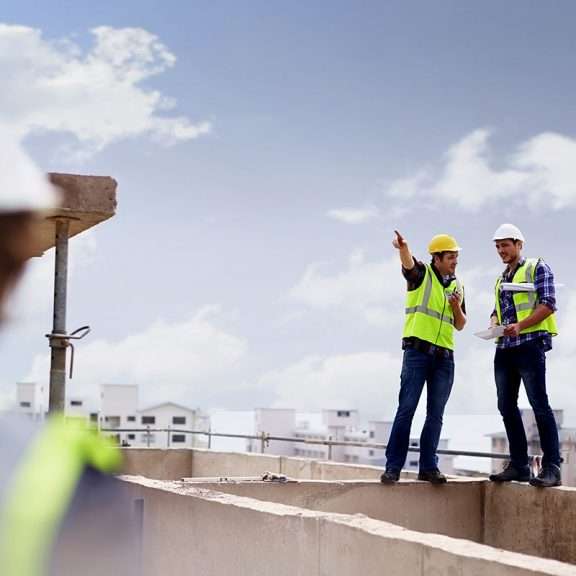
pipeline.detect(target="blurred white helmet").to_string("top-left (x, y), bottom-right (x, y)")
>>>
top-left (493, 223), bottom-right (525, 242)
top-left (0, 131), bottom-right (60, 212)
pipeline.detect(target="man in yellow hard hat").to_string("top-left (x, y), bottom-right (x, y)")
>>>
top-left (488, 223), bottom-right (561, 488)
top-left (381, 230), bottom-right (466, 484)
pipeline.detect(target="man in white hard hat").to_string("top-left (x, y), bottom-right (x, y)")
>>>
top-left (381, 230), bottom-right (466, 484)
top-left (489, 223), bottom-right (561, 488)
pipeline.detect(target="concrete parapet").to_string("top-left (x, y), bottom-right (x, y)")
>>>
top-left (121, 449), bottom-right (192, 480)
top-left (485, 482), bottom-right (576, 564)
top-left (182, 478), bottom-right (484, 543)
top-left (183, 448), bottom-right (417, 481)
top-left (121, 476), bottom-right (574, 576)
top-left (119, 449), bottom-right (576, 566)
top-left (190, 449), bottom-right (283, 478)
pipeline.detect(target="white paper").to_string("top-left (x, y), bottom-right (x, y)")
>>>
top-left (500, 282), bottom-right (564, 292)
top-left (500, 282), bottom-right (536, 292)
top-left (474, 326), bottom-right (505, 340)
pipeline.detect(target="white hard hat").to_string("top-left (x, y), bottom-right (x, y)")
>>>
top-left (0, 131), bottom-right (60, 212)
top-left (493, 223), bottom-right (525, 242)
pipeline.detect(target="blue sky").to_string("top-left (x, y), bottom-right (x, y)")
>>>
top-left (1, 1), bottom-right (576, 422)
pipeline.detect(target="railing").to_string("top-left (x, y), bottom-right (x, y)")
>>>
top-left (100, 426), bottom-right (544, 464)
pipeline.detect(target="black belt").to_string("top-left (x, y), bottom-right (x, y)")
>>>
top-left (402, 337), bottom-right (453, 359)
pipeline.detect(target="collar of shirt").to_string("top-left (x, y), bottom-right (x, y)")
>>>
top-left (503, 257), bottom-right (526, 282)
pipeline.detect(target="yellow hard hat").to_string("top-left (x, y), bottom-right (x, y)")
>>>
top-left (428, 234), bottom-right (461, 254)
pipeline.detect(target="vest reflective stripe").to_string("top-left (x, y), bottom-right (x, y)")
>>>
top-left (495, 257), bottom-right (558, 337)
top-left (403, 265), bottom-right (461, 350)
top-left (0, 417), bottom-right (121, 576)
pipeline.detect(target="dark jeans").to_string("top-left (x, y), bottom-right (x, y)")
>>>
top-left (385, 348), bottom-right (454, 472)
top-left (494, 340), bottom-right (560, 468)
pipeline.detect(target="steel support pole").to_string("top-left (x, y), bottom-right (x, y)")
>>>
top-left (48, 219), bottom-right (70, 413)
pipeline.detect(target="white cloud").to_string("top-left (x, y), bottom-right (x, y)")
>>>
top-left (382, 129), bottom-right (576, 212)
top-left (327, 206), bottom-right (380, 224)
top-left (515, 133), bottom-right (576, 210)
top-left (455, 263), bottom-right (502, 319)
top-left (0, 24), bottom-right (211, 158)
top-left (25, 306), bottom-right (248, 408)
top-left (428, 130), bottom-right (528, 211)
top-left (386, 171), bottom-right (429, 200)
top-left (289, 250), bottom-right (404, 326)
top-left (7, 231), bottom-right (98, 329)
top-left (261, 351), bottom-right (402, 417)
top-left (0, 130), bottom-right (60, 210)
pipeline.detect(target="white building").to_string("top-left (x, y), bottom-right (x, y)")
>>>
top-left (9, 382), bottom-right (208, 449)
top-left (15, 382), bottom-right (47, 420)
top-left (98, 384), bottom-right (207, 449)
top-left (137, 402), bottom-right (201, 449)
top-left (248, 408), bottom-right (454, 474)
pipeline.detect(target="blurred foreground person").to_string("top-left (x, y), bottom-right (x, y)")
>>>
top-left (0, 132), bottom-right (138, 575)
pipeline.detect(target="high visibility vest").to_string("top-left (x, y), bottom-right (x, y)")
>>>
top-left (0, 416), bottom-right (121, 576)
top-left (403, 264), bottom-right (462, 351)
top-left (495, 257), bottom-right (558, 337)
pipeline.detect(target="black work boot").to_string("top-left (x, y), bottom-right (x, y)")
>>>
top-left (529, 464), bottom-right (562, 488)
top-left (380, 469), bottom-right (400, 484)
top-left (418, 469), bottom-right (447, 484)
top-left (489, 462), bottom-right (531, 483)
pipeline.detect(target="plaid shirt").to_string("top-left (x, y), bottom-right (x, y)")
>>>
top-left (494, 257), bottom-right (556, 350)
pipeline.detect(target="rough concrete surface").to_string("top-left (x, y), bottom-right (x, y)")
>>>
top-left (27, 172), bottom-right (117, 257)
top-left (121, 476), bottom-right (576, 576)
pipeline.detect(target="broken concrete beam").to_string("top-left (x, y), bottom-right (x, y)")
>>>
top-left (27, 173), bottom-right (117, 257)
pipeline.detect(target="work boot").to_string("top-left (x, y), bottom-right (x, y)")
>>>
top-left (380, 469), bottom-right (400, 484)
top-left (489, 462), bottom-right (530, 483)
top-left (418, 469), bottom-right (447, 484)
top-left (529, 464), bottom-right (562, 488)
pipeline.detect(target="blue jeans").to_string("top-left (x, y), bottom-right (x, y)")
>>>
top-left (494, 340), bottom-right (560, 468)
top-left (385, 348), bottom-right (454, 472)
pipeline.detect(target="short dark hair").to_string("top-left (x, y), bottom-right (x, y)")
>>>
top-left (430, 251), bottom-right (450, 264)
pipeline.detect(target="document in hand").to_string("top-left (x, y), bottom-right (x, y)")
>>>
top-left (474, 326), bottom-right (505, 340)
top-left (500, 282), bottom-right (536, 292)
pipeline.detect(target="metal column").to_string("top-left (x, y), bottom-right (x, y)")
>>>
top-left (48, 219), bottom-right (70, 413)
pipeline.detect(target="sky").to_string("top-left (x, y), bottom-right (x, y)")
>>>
top-left (1, 1), bottom-right (576, 426)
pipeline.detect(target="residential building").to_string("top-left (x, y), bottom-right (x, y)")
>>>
top-left (248, 407), bottom-right (454, 473)
top-left (8, 382), bottom-right (208, 449)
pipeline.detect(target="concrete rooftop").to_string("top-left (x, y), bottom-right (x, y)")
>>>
top-left (118, 448), bottom-right (576, 575)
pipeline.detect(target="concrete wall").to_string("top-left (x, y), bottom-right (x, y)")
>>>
top-left (185, 448), bottom-right (418, 481)
top-left (119, 448), bottom-right (576, 566)
top-left (122, 476), bottom-right (574, 576)
top-left (194, 477), bottom-right (576, 565)
top-left (121, 449), bottom-right (192, 480)
top-left (187, 479), bottom-right (484, 543)
top-left (485, 483), bottom-right (576, 564)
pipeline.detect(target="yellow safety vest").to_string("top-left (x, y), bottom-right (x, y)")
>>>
top-left (494, 257), bottom-right (558, 337)
top-left (403, 264), bottom-right (462, 351)
top-left (0, 416), bottom-right (121, 576)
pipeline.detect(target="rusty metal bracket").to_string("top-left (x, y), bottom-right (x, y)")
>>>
top-left (46, 325), bottom-right (91, 379)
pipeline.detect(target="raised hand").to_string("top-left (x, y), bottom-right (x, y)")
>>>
top-left (392, 230), bottom-right (406, 249)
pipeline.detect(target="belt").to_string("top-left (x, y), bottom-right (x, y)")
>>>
top-left (402, 337), bottom-right (453, 360)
